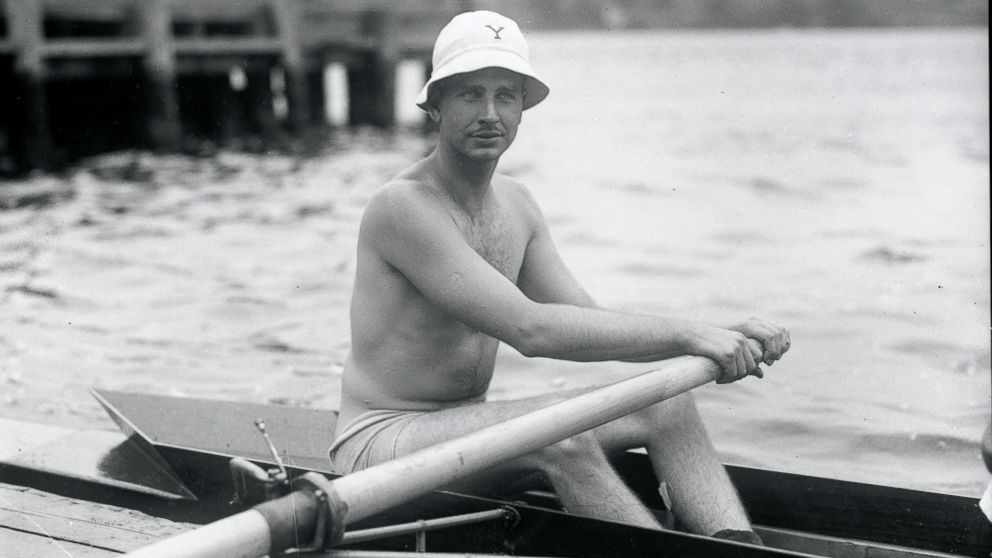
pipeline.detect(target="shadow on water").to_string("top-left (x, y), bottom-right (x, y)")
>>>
top-left (859, 246), bottom-right (928, 264)
top-left (888, 339), bottom-right (991, 375)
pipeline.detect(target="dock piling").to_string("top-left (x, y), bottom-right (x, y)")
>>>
top-left (7, 0), bottom-right (52, 169)
top-left (244, 67), bottom-right (279, 144)
top-left (348, 10), bottom-right (399, 128)
top-left (138, 0), bottom-right (181, 151)
top-left (271, 1), bottom-right (309, 135)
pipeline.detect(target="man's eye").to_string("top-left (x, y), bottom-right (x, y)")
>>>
top-left (459, 90), bottom-right (481, 100)
top-left (497, 92), bottom-right (517, 102)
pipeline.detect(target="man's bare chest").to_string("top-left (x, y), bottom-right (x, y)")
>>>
top-left (455, 212), bottom-right (525, 280)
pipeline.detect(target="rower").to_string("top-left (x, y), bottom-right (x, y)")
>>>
top-left (330, 10), bottom-right (790, 544)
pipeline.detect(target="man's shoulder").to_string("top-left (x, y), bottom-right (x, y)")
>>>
top-left (375, 159), bottom-right (442, 202)
top-left (493, 173), bottom-right (543, 221)
top-left (370, 177), bottom-right (442, 212)
top-left (360, 175), bottom-right (444, 237)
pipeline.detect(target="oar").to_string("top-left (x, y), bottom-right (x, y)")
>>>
top-left (125, 346), bottom-right (761, 558)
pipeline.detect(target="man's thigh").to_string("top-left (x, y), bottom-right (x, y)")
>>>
top-left (390, 388), bottom-right (601, 495)
top-left (392, 385), bottom-right (666, 495)
top-left (395, 386), bottom-right (668, 454)
top-left (393, 387), bottom-right (596, 456)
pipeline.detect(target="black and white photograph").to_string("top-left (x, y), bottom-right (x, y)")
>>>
top-left (0, 1), bottom-right (989, 556)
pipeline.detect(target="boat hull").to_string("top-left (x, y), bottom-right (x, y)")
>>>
top-left (4, 389), bottom-right (989, 557)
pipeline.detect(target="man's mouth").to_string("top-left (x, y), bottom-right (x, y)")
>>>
top-left (471, 131), bottom-right (503, 139)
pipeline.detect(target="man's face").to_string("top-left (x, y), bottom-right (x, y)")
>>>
top-left (432, 67), bottom-right (524, 162)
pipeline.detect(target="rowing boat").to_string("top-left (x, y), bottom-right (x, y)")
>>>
top-left (2, 385), bottom-right (988, 557)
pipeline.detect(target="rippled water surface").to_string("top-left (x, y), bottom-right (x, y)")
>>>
top-left (1, 29), bottom-right (989, 496)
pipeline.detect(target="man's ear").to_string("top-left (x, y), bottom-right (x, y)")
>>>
top-left (426, 105), bottom-right (441, 122)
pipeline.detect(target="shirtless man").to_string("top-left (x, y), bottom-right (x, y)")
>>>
top-left (330, 11), bottom-right (790, 544)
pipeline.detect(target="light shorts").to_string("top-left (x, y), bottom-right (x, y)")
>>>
top-left (328, 409), bottom-right (427, 474)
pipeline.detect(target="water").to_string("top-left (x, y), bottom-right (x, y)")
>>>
top-left (1, 29), bottom-right (988, 496)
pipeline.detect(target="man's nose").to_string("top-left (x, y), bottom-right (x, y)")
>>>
top-left (477, 97), bottom-right (499, 123)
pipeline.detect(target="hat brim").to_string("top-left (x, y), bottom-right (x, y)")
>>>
top-left (415, 49), bottom-right (549, 112)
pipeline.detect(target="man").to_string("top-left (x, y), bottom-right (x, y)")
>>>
top-left (330, 10), bottom-right (789, 544)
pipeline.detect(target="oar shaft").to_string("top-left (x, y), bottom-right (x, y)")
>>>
top-left (127, 490), bottom-right (321, 558)
top-left (127, 508), bottom-right (270, 558)
top-left (333, 354), bottom-right (724, 525)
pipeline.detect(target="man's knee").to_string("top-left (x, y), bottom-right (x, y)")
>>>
top-left (524, 431), bottom-right (607, 476)
top-left (646, 391), bottom-right (699, 422)
top-left (621, 391), bottom-right (701, 441)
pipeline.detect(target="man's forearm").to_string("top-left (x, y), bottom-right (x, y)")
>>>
top-left (512, 303), bottom-right (703, 362)
top-left (506, 300), bottom-right (779, 383)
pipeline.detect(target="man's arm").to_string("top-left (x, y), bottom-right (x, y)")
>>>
top-left (515, 202), bottom-right (686, 362)
top-left (364, 182), bottom-right (764, 382)
top-left (513, 183), bottom-right (789, 370)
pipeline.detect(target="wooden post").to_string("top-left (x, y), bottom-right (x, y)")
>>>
top-left (370, 10), bottom-right (398, 128)
top-left (270, 1), bottom-right (308, 136)
top-left (349, 10), bottom-right (398, 128)
top-left (138, 0), bottom-right (181, 151)
top-left (204, 74), bottom-right (239, 146)
top-left (214, 73), bottom-right (241, 147)
top-left (6, 0), bottom-right (52, 170)
top-left (244, 66), bottom-right (279, 145)
top-left (306, 59), bottom-right (328, 128)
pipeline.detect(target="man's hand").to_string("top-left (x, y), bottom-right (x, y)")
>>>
top-left (729, 317), bottom-right (791, 366)
top-left (683, 324), bottom-right (765, 384)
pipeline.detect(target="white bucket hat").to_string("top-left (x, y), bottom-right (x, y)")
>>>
top-left (416, 10), bottom-right (549, 112)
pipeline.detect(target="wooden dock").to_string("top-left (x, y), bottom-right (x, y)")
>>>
top-left (0, 0), bottom-right (458, 172)
top-left (0, 482), bottom-right (197, 556)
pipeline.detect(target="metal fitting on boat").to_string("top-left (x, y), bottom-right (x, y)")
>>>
top-left (290, 472), bottom-right (349, 551)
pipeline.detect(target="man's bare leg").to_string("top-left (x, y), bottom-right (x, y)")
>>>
top-left (377, 388), bottom-right (750, 534)
top-left (520, 431), bottom-right (661, 528)
top-left (388, 391), bottom-right (662, 530)
top-left (593, 392), bottom-right (752, 536)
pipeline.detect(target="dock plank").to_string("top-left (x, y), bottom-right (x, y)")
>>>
top-left (0, 528), bottom-right (117, 557)
top-left (0, 483), bottom-right (196, 555)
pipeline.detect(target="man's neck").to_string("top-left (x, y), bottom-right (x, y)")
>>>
top-left (431, 147), bottom-right (499, 212)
